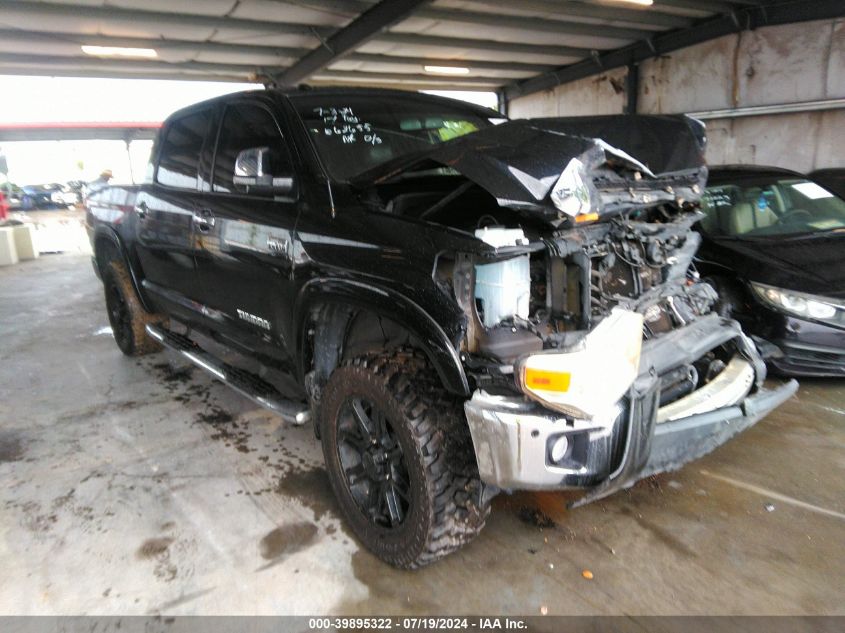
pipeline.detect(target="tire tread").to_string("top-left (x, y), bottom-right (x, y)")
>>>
top-left (325, 348), bottom-right (490, 569)
top-left (103, 260), bottom-right (166, 356)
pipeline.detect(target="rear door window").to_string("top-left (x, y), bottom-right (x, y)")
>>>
top-left (156, 109), bottom-right (212, 190)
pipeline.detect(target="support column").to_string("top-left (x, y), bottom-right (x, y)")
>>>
top-left (625, 63), bottom-right (639, 115)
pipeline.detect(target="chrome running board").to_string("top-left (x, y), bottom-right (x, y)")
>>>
top-left (657, 355), bottom-right (755, 423)
top-left (145, 324), bottom-right (310, 426)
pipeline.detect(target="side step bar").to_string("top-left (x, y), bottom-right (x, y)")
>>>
top-left (145, 324), bottom-right (310, 426)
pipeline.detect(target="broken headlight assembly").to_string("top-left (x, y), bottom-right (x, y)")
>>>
top-left (750, 282), bottom-right (845, 327)
top-left (514, 309), bottom-right (644, 420)
top-left (550, 158), bottom-right (600, 221)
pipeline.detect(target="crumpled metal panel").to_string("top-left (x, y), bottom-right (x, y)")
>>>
top-left (353, 114), bottom-right (708, 218)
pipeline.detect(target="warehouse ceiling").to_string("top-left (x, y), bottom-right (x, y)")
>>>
top-left (0, 0), bottom-right (841, 101)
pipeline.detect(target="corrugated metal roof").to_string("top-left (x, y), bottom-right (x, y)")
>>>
top-left (0, 0), bottom-right (837, 99)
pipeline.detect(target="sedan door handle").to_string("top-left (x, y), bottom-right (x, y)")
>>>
top-left (192, 208), bottom-right (215, 231)
top-left (135, 201), bottom-right (148, 218)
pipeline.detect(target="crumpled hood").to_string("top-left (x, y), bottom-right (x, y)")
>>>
top-left (352, 115), bottom-right (708, 219)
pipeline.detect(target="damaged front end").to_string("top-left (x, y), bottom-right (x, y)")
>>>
top-left (455, 210), bottom-right (796, 502)
top-left (359, 115), bottom-right (797, 503)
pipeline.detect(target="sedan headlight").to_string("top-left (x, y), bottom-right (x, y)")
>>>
top-left (515, 308), bottom-right (643, 420)
top-left (750, 282), bottom-right (844, 325)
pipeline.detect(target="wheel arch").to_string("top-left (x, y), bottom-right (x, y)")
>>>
top-left (295, 278), bottom-right (470, 399)
top-left (92, 225), bottom-right (155, 313)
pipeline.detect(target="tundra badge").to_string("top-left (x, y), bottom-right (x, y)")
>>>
top-left (236, 309), bottom-right (271, 331)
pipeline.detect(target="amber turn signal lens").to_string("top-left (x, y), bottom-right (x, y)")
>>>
top-left (574, 213), bottom-right (600, 223)
top-left (524, 368), bottom-right (571, 392)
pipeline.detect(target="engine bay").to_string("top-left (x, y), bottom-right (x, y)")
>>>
top-left (385, 179), bottom-right (737, 410)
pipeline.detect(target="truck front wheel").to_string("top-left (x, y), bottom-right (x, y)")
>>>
top-left (319, 350), bottom-right (490, 569)
top-left (102, 260), bottom-right (165, 356)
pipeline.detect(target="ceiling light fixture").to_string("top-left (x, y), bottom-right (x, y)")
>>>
top-left (81, 45), bottom-right (158, 58)
top-left (604, 0), bottom-right (654, 5)
top-left (424, 65), bottom-right (470, 75)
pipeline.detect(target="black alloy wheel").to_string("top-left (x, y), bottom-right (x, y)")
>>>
top-left (105, 276), bottom-right (133, 353)
top-left (319, 350), bottom-right (491, 568)
top-left (336, 397), bottom-right (410, 529)
top-left (101, 260), bottom-right (165, 356)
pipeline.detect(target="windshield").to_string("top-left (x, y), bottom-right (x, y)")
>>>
top-left (289, 93), bottom-right (499, 181)
top-left (700, 175), bottom-right (845, 238)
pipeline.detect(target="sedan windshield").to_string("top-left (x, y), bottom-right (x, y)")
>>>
top-left (700, 175), bottom-right (845, 237)
top-left (289, 93), bottom-right (500, 181)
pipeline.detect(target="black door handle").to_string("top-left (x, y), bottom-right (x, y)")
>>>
top-left (135, 201), bottom-right (148, 218)
top-left (192, 208), bottom-right (216, 231)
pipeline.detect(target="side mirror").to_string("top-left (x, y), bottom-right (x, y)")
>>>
top-left (233, 146), bottom-right (294, 194)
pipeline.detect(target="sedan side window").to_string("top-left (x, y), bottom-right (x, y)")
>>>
top-left (212, 104), bottom-right (295, 197)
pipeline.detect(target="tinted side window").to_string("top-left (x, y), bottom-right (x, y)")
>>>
top-left (212, 103), bottom-right (293, 196)
top-left (156, 109), bottom-right (211, 189)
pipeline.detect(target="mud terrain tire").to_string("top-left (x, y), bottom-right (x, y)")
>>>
top-left (320, 349), bottom-right (490, 569)
top-left (103, 260), bottom-right (166, 356)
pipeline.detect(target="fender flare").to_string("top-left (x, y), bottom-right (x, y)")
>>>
top-left (92, 225), bottom-right (155, 313)
top-left (295, 277), bottom-right (470, 397)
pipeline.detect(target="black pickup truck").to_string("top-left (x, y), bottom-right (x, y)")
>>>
top-left (86, 87), bottom-right (796, 568)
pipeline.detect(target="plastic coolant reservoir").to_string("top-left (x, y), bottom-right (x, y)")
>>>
top-left (474, 227), bottom-right (531, 329)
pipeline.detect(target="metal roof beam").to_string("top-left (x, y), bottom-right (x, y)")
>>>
top-left (414, 8), bottom-right (648, 40)
top-left (0, 1), bottom-right (333, 38)
top-left (0, 52), bottom-right (512, 87)
top-left (313, 70), bottom-right (502, 86)
top-left (0, 29), bottom-right (309, 60)
top-left (308, 78), bottom-right (485, 92)
top-left (373, 32), bottom-right (591, 60)
top-left (265, 0), bottom-right (372, 15)
top-left (0, 66), bottom-right (251, 84)
top-left (647, 0), bottom-right (743, 12)
top-left (504, 0), bottom-right (845, 101)
top-left (0, 124), bottom-right (162, 143)
top-left (271, 0), bottom-right (729, 25)
top-left (450, 0), bottom-right (692, 29)
top-left (0, 29), bottom-right (545, 75)
top-left (277, 0), bottom-right (432, 86)
top-left (338, 53), bottom-right (552, 73)
top-left (0, 52), bottom-right (284, 79)
top-left (18, 0), bottom-right (585, 63)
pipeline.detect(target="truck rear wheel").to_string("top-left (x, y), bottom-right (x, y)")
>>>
top-left (319, 350), bottom-right (490, 569)
top-left (103, 260), bottom-right (165, 356)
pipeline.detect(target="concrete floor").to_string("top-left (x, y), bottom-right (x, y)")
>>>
top-left (1, 253), bottom-right (843, 616)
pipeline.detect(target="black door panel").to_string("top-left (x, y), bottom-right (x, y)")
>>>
top-left (134, 190), bottom-right (199, 318)
top-left (133, 108), bottom-right (214, 321)
top-left (194, 101), bottom-right (301, 367)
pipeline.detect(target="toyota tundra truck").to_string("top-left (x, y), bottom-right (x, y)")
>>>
top-left (86, 88), bottom-right (797, 568)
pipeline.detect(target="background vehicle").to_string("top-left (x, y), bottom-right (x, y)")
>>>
top-left (48, 183), bottom-right (79, 207)
top-left (696, 165), bottom-right (845, 376)
top-left (19, 184), bottom-right (55, 209)
top-left (66, 180), bottom-right (87, 201)
top-left (87, 90), bottom-right (795, 568)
